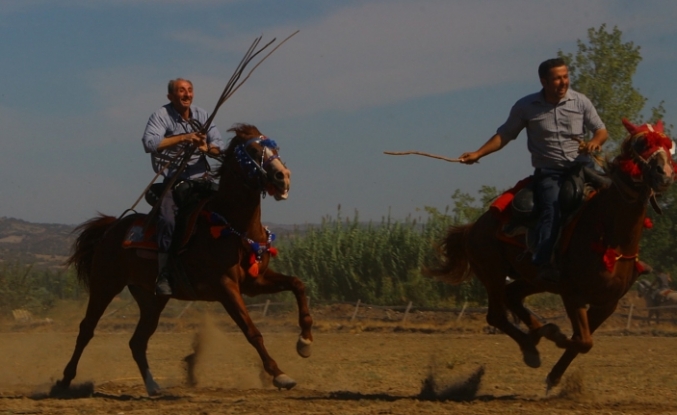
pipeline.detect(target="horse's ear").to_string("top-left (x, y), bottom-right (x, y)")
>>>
top-left (622, 118), bottom-right (638, 134)
top-left (654, 119), bottom-right (665, 134)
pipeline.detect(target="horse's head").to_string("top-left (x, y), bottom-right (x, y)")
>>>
top-left (221, 123), bottom-right (291, 200)
top-left (614, 118), bottom-right (676, 194)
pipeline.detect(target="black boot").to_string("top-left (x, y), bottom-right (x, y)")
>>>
top-left (155, 252), bottom-right (173, 296)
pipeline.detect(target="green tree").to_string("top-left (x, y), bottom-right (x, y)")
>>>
top-left (450, 185), bottom-right (501, 225)
top-left (558, 24), bottom-right (668, 148)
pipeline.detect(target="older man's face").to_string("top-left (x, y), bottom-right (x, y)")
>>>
top-left (168, 80), bottom-right (193, 112)
top-left (540, 65), bottom-right (569, 103)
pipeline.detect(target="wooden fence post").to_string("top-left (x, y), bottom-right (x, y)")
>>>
top-left (456, 301), bottom-right (468, 322)
top-left (262, 299), bottom-right (271, 318)
top-left (402, 301), bottom-right (413, 323)
top-left (626, 303), bottom-right (634, 330)
top-left (350, 299), bottom-right (361, 322)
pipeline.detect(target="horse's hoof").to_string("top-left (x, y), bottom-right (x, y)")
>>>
top-left (144, 369), bottom-right (162, 396)
top-left (522, 349), bottom-right (541, 368)
top-left (296, 336), bottom-right (312, 358)
top-left (273, 374), bottom-right (297, 390)
top-left (545, 374), bottom-right (560, 393)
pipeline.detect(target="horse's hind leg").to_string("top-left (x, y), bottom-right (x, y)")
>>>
top-left (484, 284), bottom-right (542, 369)
top-left (219, 279), bottom-right (295, 390)
top-left (57, 284), bottom-right (123, 388)
top-left (505, 279), bottom-right (545, 331)
top-left (247, 269), bottom-right (313, 357)
top-left (127, 284), bottom-right (169, 396)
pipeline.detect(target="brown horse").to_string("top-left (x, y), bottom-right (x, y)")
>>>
top-left (56, 124), bottom-right (313, 395)
top-left (428, 119), bottom-right (675, 390)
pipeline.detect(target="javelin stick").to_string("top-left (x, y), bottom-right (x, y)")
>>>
top-left (383, 150), bottom-right (462, 163)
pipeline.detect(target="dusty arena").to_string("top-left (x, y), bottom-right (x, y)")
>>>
top-left (1, 300), bottom-right (677, 415)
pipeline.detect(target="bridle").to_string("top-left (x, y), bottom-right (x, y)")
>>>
top-left (612, 131), bottom-right (675, 213)
top-left (231, 135), bottom-right (281, 194)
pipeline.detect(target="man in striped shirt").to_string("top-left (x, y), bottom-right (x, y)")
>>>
top-left (142, 78), bottom-right (224, 295)
top-left (459, 58), bottom-right (608, 282)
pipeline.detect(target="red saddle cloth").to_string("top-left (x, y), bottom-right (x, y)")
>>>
top-left (122, 219), bottom-right (158, 250)
top-left (489, 176), bottom-right (532, 222)
top-left (122, 200), bottom-right (209, 251)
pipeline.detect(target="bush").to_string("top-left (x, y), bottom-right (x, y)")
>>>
top-left (0, 261), bottom-right (81, 316)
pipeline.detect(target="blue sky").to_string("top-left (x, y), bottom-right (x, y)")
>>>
top-left (1, 0), bottom-right (676, 226)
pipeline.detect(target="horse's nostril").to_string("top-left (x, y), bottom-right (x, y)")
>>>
top-left (274, 171), bottom-right (285, 182)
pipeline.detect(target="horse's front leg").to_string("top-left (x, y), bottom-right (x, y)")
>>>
top-left (246, 269), bottom-right (313, 358)
top-left (218, 276), bottom-right (296, 390)
top-left (546, 301), bottom-right (617, 391)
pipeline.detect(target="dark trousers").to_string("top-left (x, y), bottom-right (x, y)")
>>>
top-left (157, 188), bottom-right (178, 254)
top-left (532, 168), bottom-right (566, 265)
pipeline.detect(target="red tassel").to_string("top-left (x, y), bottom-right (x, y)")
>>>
top-left (269, 247), bottom-right (278, 257)
top-left (603, 248), bottom-right (617, 272)
top-left (635, 261), bottom-right (645, 273)
top-left (248, 253), bottom-right (259, 277)
top-left (644, 217), bottom-right (653, 229)
top-left (211, 226), bottom-right (226, 239)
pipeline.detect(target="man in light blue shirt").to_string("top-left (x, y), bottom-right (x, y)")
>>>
top-left (459, 58), bottom-right (608, 282)
top-left (142, 78), bottom-right (224, 295)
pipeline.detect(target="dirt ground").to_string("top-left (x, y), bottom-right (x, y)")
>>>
top-left (1, 300), bottom-right (677, 415)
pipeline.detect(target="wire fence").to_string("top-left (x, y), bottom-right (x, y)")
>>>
top-left (89, 297), bottom-right (677, 326)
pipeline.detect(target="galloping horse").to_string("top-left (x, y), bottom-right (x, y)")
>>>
top-left (428, 119), bottom-right (675, 390)
top-left (57, 124), bottom-right (312, 395)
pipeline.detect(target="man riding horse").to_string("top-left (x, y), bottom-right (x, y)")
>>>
top-left (459, 58), bottom-right (608, 282)
top-left (141, 78), bottom-right (225, 295)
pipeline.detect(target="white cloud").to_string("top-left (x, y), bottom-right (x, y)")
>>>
top-left (155, 0), bottom-right (677, 122)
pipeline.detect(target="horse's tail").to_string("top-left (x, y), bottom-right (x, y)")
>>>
top-left (424, 223), bottom-right (473, 285)
top-left (66, 214), bottom-right (117, 291)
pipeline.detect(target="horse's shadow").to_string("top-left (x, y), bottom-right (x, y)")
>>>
top-left (296, 390), bottom-right (520, 403)
top-left (29, 382), bottom-right (182, 401)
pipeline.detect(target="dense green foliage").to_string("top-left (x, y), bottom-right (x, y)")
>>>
top-left (0, 262), bottom-right (81, 315)
top-left (274, 188), bottom-right (499, 307)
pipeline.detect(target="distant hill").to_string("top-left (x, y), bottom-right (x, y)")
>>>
top-left (0, 217), bottom-right (75, 269)
top-left (0, 217), bottom-right (308, 270)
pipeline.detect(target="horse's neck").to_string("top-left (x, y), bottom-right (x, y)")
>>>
top-left (599, 177), bottom-right (648, 252)
top-left (212, 173), bottom-right (264, 238)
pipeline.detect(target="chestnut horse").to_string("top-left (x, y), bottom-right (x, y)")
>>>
top-left (428, 119), bottom-right (675, 390)
top-left (56, 124), bottom-right (312, 395)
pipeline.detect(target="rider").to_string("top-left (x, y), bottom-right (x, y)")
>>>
top-left (142, 78), bottom-right (224, 296)
top-left (459, 58), bottom-right (608, 282)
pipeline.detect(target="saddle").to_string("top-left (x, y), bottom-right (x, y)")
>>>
top-left (492, 164), bottom-right (611, 254)
top-left (122, 180), bottom-right (218, 255)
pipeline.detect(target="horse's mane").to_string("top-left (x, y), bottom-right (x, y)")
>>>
top-left (214, 123), bottom-right (264, 179)
top-left (224, 124), bottom-right (263, 153)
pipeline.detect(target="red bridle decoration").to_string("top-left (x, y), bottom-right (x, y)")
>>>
top-left (618, 118), bottom-right (676, 178)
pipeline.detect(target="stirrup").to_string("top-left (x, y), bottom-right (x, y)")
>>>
top-left (155, 272), bottom-right (172, 296)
